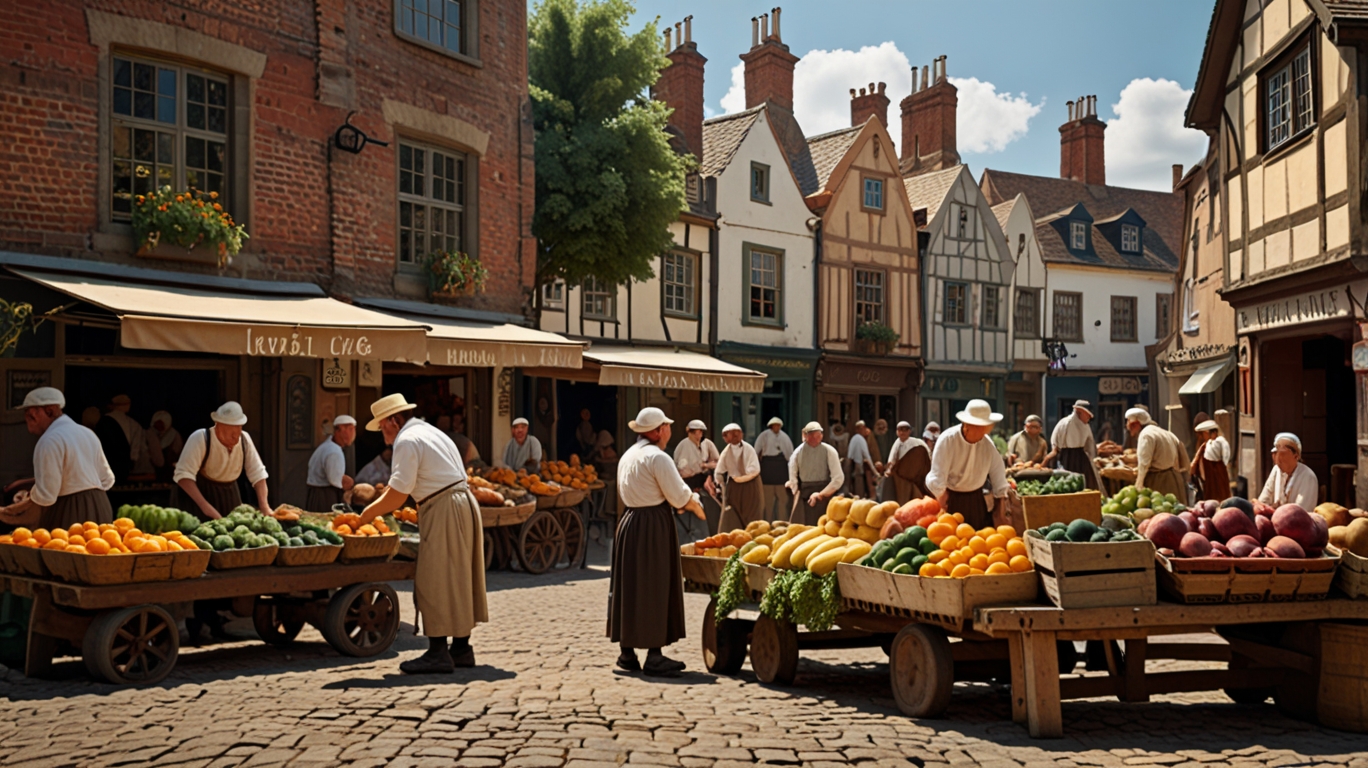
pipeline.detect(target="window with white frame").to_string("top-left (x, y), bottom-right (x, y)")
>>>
top-left (662, 252), bottom-right (696, 316)
top-left (1264, 40), bottom-right (1313, 152)
top-left (398, 140), bottom-right (467, 267)
top-left (944, 282), bottom-right (968, 325)
top-left (1053, 291), bottom-right (1082, 341)
top-left (982, 285), bottom-right (1002, 329)
top-left (1110, 296), bottom-right (1137, 342)
top-left (854, 269), bottom-right (885, 325)
top-left (1121, 224), bottom-right (1140, 253)
top-left (582, 276), bottom-right (616, 320)
top-left (747, 247), bottom-right (782, 324)
top-left (541, 280), bottom-right (565, 310)
top-left (396, 0), bottom-right (473, 58)
top-left (1070, 220), bottom-right (1087, 250)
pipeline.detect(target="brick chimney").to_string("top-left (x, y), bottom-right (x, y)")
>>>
top-left (850, 82), bottom-right (889, 128)
top-left (898, 56), bottom-right (960, 177)
top-left (741, 8), bottom-right (799, 110)
top-left (1060, 95), bottom-right (1106, 185)
top-left (653, 15), bottom-right (707, 159)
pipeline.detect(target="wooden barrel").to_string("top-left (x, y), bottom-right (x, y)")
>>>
top-left (1318, 622), bottom-right (1368, 733)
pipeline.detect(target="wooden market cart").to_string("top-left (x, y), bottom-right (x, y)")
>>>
top-left (479, 492), bottom-right (585, 574)
top-left (4, 559), bottom-right (415, 686)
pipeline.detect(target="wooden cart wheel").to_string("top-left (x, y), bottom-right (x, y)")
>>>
top-left (889, 624), bottom-right (954, 717)
top-left (555, 507), bottom-right (586, 567)
top-left (483, 529), bottom-right (496, 571)
top-left (252, 598), bottom-right (305, 647)
top-left (701, 597), bottom-right (748, 675)
top-left (750, 614), bottom-right (799, 685)
top-left (516, 510), bottom-right (564, 575)
top-left (321, 582), bottom-right (400, 657)
top-left (82, 604), bottom-right (179, 685)
top-left (493, 527), bottom-right (514, 570)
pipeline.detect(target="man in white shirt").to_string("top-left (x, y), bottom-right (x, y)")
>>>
top-left (499, 417), bottom-right (542, 471)
top-left (882, 421), bottom-right (930, 504)
top-left (846, 421), bottom-right (877, 497)
top-left (0, 387), bottom-right (115, 529)
top-left (753, 417), bottom-right (794, 521)
top-left (1045, 400), bottom-right (1101, 490)
top-left (1127, 408), bottom-right (1188, 498)
top-left (173, 401), bottom-right (272, 520)
top-left (305, 415), bottom-right (356, 511)
top-left (926, 400), bottom-right (1010, 528)
top-left (355, 447), bottom-right (393, 486)
top-left (610, 407), bottom-right (704, 676)
top-left (360, 394), bottom-right (487, 674)
top-left (715, 424), bottom-right (762, 530)
top-left (672, 419), bottom-right (719, 539)
top-left (787, 422), bottom-right (844, 525)
top-left (1258, 432), bottom-right (1318, 510)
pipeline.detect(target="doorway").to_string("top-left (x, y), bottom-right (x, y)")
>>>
top-left (1260, 333), bottom-right (1355, 490)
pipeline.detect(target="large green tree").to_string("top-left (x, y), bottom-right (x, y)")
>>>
top-left (529, 0), bottom-right (689, 289)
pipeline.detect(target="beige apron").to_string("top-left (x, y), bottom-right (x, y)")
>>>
top-left (414, 483), bottom-right (487, 638)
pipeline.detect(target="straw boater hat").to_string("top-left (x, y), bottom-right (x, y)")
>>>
top-left (767, 417), bottom-right (784, 427)
top-left (1072, 399), bottom-right (1093, 417)
top-left (628, 407), bottom-right (672, 433)
top-left (1195, 419), bottom-right (1219, 433)
top-left (366, 393), bottom-right (417, 431)
top-left (210, 401), bottom-right (248, 426)
top-left (956, 399), bottom-right (1003, 427)
top-left (687, 419), bottom-right (708, 431)
top-left (21, 387), bottom-right (64, 409)
top-left (801, 421), bottom-right (824, 434)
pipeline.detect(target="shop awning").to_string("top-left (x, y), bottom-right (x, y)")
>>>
top-left (14, 269), bottom-right (431, 363)
top-left (1178, 357), bottom-right (1234, 395)
top-left (355, 297), bottom-right (584, 369)
top-left (585, 345), bottom-right (767, 392)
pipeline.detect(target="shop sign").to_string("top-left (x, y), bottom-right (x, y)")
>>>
top-left (823, 362), bottom-right (915, 391)
top-left (357, 360), bottom-right (381, 387)
top-left (322, 358), bottom-right (350, 389)
top-left (437, 342), bottom-right (582, 369)
top-left (1164, 344), bottom-right (1232, 365)
top-left (1099, 377), bottom-right (1142, 395)
top-left (725, 355), bottom-right (813, 372)
top-left (1235, 284), bottom-right (1364, 335)
top-left (922, 375), bottom-right (961, 394)
top-left (7, 370), bottom-right (51, 410)
top-left (245, 328), bottom-right (373, 358)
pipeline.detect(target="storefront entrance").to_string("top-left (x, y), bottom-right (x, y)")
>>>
top-left (1260, 333), bottom-right (1355, 495)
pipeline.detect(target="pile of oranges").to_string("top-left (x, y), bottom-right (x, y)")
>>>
top-left (395, 507), bottom-right (418, 524)
top-left (0, 519), bottom-right (200, 555)
top-left (538, 456), bottom-right (597, 490)
top-left (918, 516), bottom-right (1032, 578)
top-left (331, 513), bottom-right (391, 536)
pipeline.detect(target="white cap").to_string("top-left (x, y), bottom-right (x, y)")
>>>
top-left (1124, 407), bottom-right (1152, 425)
top-left (924, 421), bottom-right (941, 432)
top-left (331, 414), bottom-right (357, 427)
top-left (956, 399), bottom-right (1003, 427)
top-left (1072, 400), bottom-right (1093, 417)
top-left (629, 407), bottom-right (673, 433)
top-left (512, 417), bottom-right (530, 427)
top-left (210, 401), bottom-right (248, 426)
top-left (896, 421), bottom-right (912, 430)
top-left (721, 423), bottom-right (742, 433)
top-left (21, 387), bottom-right (64, 409)
top-left (687, 419), bottom-right (707, 431)
top-left (1194, 419), bottom-right (1219, 433)
top-left (767, 416), bottom-right (783, 427)
top-left (802, 421), bottom-right (824, 435)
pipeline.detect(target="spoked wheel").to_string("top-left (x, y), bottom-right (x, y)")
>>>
top-left (483, 529), bottom-right (497, 571)
top-left (83, 604), bottom-right (180, 685)
top-left (252, 597), bottom-right (306, 647)
top-left (555, 507), bottom-right (586, 567)
top-left (701, 596), bottom-right (748, 675)
top-left (750, 614), bottom-right (799, 685)
top-left (321, 582), bottom-right (400, 657)
top-left (515, 510), bottom-right (564, 575)
top-left (889, 624), bottom-right (954, 717)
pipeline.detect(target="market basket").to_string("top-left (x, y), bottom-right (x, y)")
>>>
top-left (275, 543), bottom-right (342, 567)
top-left (338, 533), bottom-right (400, 563)
top-left (680, 543), bottom-right (727, 592)
top-left (41, 548), bottom-right (209, 585)
top-left (1099, 466), bottom-right (1138, 482)
top-left (1156, 551), bottom-right (1339, 604)
top-left (481, 500), bottom-right (537, 528)
top-left (554, 489), bottom-right (586, 508)
top-left (0, 543), bottom-right (47, 577)
top-left (209, 544), bottom-right (279, 570)
top-left (836, 561), bottom-right (1039, 632)
top-left (535, 492), bottom-right (560, 510)
top-left (1331, 545), bottom-right (1368, 598)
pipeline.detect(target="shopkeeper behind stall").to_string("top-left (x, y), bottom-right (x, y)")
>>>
top-left (0, 387), bottom-right (115, 529)
top-left (1127, 408), bottom-right (1189, 499)
top-left (754, 417), bottom-right (794, 521)
top-left (359, 394), bottom-right (486, 675)
top-left (787, 422), bottom-right (843, 526)
top-left (173, 401), bottom-right (272, 520)
top-left (356, 447), bottom-right (393, 486)
top-left (716, 423), bottom-right (762, 531)
top-left (305, 415), bottom-right (357, 511)
top-left (673, 419), bottom-right (719, 540)
top-left (1045, 400), bottom-right (1099, 490)
top-left (926, 400), bottom-right (1009, 529)
top-left (1258, 432), bottom-right (1318, 510)
top-left (499, 417), bottom-right (542, 472)
top-left (882, 421), bottom-right (930, 504)
top-left (1007, 415), bottom-right (1048, 465)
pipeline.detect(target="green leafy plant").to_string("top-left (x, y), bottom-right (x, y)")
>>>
top-left (855, 321), bottom-right (900, 345)
top-left (132, 186), bottom-right (247, 266)
top-left (425, 250), bottom-right (488, 295)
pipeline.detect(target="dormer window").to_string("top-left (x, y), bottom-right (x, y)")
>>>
top-left (1121, 224), bottom-right (1140, 253)
top-left (1070, 220), bottom-right (1087, 250)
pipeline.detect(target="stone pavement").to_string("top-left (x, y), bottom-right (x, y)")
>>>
top-left (0, 542), bottom-right (1365, 767)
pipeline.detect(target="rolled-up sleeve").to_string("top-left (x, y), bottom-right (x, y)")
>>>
top-left (652, 453), bottom-right (694, 509)
top-left (29, 439), bottom-right (63, 508)
top-left (241, 433), bottom-right (269, 485)
top-left (388, 439), bottom-right (419, 496)
top-left (172, 430), bottom-right (206, 485)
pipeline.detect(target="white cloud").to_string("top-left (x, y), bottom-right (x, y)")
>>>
top-left (1104, 77), bottom-right (1207, 191)
top-left (715, 42), bottom-right (1040, 158)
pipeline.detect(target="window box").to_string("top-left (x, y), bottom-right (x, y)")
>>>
top-left (136, 238), bottom-right (226, 265)
top-left (852, 337), bottom-right (894, 356)
top-left (426, 250), bottom-right (487, 298)
top-left (854, 321), bottom-right (899, 356)
top-left (132, 186), bottom-right (245, 268)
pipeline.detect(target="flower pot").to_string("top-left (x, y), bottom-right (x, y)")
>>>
top-left (137, 238), bottom-right (226, 265)
top-left (853, 337), bottom-right (893, 356)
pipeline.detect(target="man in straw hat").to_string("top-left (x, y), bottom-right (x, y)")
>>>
top-left (753, 416), bottom-right (794, 521)
top-left (1126, 407), bottom-right (1189, 499)
top-left (359, 393), bottom-right (487, 674)
top-left (610, 407), bottom-right (703, 676)
top-left (499, 417), bottom-right (542, 472)
top-left (673, 419), bottom-right (720, 538)
top-left (926, 399), bottom-right (1010, 529)
top-left (716, 423), bottom-right (762, 531)
top-left (882, 421), bottom-right (930, 505)
top-left (306, 415), bottom-right (357, 511)
top-left (173, 401), bottom-right (271, 520)
top-left (1045, 400), bottom-right (1100, 490)
top-left (0, 387), bottom-right (115, 529)
top-left (1190, 418), bottom-right (1232, 501)
top-left (786, 422), bottom-right (843, 526)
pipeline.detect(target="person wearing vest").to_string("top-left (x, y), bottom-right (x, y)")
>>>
top-left (360, 393), bottom-right (487, 674)
top-left (609, 407), bottom-right (703, 676)
top-left (787, 422), bottom-right (844, 526)
top-left (882, 421), bottom-right (931, 505)
top-left (173, 402), bottom-right (271, 520)
top-left (1007, 415), bottom-right (1048, 465)
top-left (926, 400), bottom-right (1010, 529)
top-left (1190, 418), bottom-right (1232, 501)
top-left (715, 423), bottom-right (762, 531)
top-left (753, 417), bottom-right (794, 521)
top-left (673, 419), bottom-right (720, 538)
top-left (306, 415), bottom-right (357, 511)
top-left (0, 387), bottom-right (115, 530)
top-left (1127, 408), bottom-right (1189, 499)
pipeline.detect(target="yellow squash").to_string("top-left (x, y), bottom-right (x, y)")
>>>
top-left (790, 534), bottom-right (834, 569)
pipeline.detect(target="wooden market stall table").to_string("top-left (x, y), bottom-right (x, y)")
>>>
top-left (4, 559), bottom-right (415, 685)
top-left (975, 598), bottom-right (1368, 738)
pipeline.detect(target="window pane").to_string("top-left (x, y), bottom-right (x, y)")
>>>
top-left (134, 129), bottom-right (156, 161)
top-left (1293, 47), bottom-right (1313, 131)
top-left (112, 124), bottom-right (131, 159)
top-left (114, 58), bottom-right (131, 87)
top-left (187, 102), bottom-right (205, 130)
top-left (1267, 66), bottom-right (1291, 148)
top-left (187, 74), bottom-right (205, 104)
top-left (113, 87), bottom-right (132, 116)
top-left (134, 62), bottom-right (154, 91)
top-left (208, 106), bottom-right (226, 134)
top-left (112, 160), bottom-right (132, 214)
top-left (134, 91), bottom-right (155, 120)
top-left (185, 136), bottom-right (204, 171)
top-left (157, 68), bottom-right (176, 96)
top-left (207, 79), bottom-right (227, 107)
top-left (157, 132), bottom-right (173, 164)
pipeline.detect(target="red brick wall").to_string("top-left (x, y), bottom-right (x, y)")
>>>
top-left (741, 42), bottom-right (798, 111)
top-left (0, 0), bottom-right (533, 315)
top-left (1060, 118), bottom-right (1107, 186)
top-left (849, 83), bottom-right (888, 129)
top-left (655, 43), bottom-right (706, 161)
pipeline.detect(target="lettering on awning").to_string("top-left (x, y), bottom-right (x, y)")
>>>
top-left (599, 365), bottom-right (765, 393)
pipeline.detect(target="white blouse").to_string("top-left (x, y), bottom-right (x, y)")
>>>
top-left (1258, 462), bottom-right (1318, 510)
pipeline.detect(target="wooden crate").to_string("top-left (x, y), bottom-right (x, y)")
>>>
top-left (209, 545), bottom-right (279, 570)
top-left (1021, 490), bottom-right (1102, 532)
top-left (680, 543), bottom-right (727, 592)
top-left (1156, 551), bottom-right (1340, 604)
top-left (1317, 622), bottom-right (1368, 733)
top-left (1332, 546), bottom-right (1368, 599)
top-left (836, 561), bottom-right (1039, 632)
top-left (1026, 535), bottom-right (1156, 609)
top-left (1, 543), bottom-right (49, 578)
top-left (40, 548), bottom-right (209, 585)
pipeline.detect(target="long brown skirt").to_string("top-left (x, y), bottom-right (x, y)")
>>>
top-left (305, 484), bottom-right (345, 512)
top-left (40, 489), bottom-right (113, 530)
top-left (719, 477), bottom-right (764, 532)
top-left (1195, 456), bottom-right (1230, 501)
top-left (890, 445), bottom-right (931, 504)
top-left (789, 481), bottom-right (831, 526)
top-left (177, 476), bottom-right (243, 521)
top-left (945, 489), bottom-right (990, 530)
top-left (608, 502), bottom-right (685, 649)
top-left (1056, 447), bottom-right (1100, 490)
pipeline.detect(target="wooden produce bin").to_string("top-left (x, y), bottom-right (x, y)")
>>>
top-left (1157, 552), bottom-right (1340, 604)
top-left (1026, 535), bottom-right (1156, 609)
top-left (837, 561), bottom-right (1038, 632)
top-left (680, 543), bottom-right (727, 592)
top-left (1316, 622), bottom-right (1368, 732)
top-left (1020, 491), bottom-right (1102, 532)
top-left (1331, 546), bottom-right (1368, 599)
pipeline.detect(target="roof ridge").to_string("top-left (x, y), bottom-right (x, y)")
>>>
top-left (703, 105), bottom-right (765, 125)
top-left (806, 124), bottom-right (863, 143)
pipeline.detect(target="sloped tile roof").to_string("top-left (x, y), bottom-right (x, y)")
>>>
top-left (1033, 204), bottom-right (1175, 273)
top-left (991, 198), bottom-right (1017, 232)
top-left (805, 125), bottom-right (862, 195)
top-left (766, 104), bottom-right (819, 196)
top-left (902, 165), bottom-right (962, 229)
top-left (699, 106), bottom-right (763, 178)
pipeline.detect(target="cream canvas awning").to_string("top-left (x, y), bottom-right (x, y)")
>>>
top-left (586, 345), bottom-right (766, 392)
top-left (16, 269), bottom-right (431, 363)
top-left (1178, 357), bottom-right (1235, 395)
top-left (355, 298), bottom-right (584, 369)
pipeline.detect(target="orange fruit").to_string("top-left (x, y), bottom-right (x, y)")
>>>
top-left (987, 550), bottom-right (1010, 567)
top-left (978, 526), bottom-right (996, 538)
top-left (950, 563), bottom-right (972, 578)
top-left (67, 524), bottom-right (84, 539)
top-left (926, 522), bottom-right (953, 544)
top-left (952, 512), bottom-right (964, 523)
top-left (11, 528), bottom-right (31, 544)
top-left (936, 513), bottom-right (956, 526)
top-left (0, 536), bottom-right (11, 544)
top-left (32, 529), bottom-right (50, 545)
top-left (102, 530), bottom-right (121, 546)
top-left (969, 554), bottom-right (990, 571)
top-left (918, 562), bottom-right (947, 578)
top-left (946, 550), bottom-right (968, 567)
top-left (68, 534), bottom-right (86, 546)
top-left (927, 550), bottom-right (949, 564)
top-left (114, 518), bottom-right (134, 531)
top-left (968, 567), bottom-right (985, 576)
top-left (1009, 555), bottom-right (1032, 573)
top-left (358, 524), bottom-right (378, 536)
top-left (164, 540), bottom-right (183, 552)
top-left (20, 539), bottom-right (39, 548)
top-left (50, 528), bottom-right (68, 541)
top-left (136, 539), bottom-right (163, 553)
top-left (985, 533), bottom-right (1007, 551)
top-left (335, 524), bottom-right (353, 535)
top-left (968, 536), bottom-right (990, 555)
top-left (86, 538), bottom-right (111, 555)
top-left (986, 562), bottom-right (1011, 575)
top-left (939, 535), bottom-right (960, 552)
top-left (43, 539), bottom-right (68, 550)
top-left (64, 544), bottom-right (88, 554)
top-left (996, 524), bottom-right (1018, 539)
top-left (1006, 539), bottom-right (1028, 558)
top-left (83, 521), bottom-right (98, 531)
top-left (955, 523), bottom-right (976, 539)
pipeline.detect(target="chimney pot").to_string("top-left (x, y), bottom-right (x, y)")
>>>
top-left (772, 7), bottom-right (781, 42)
top-left (850, 88), bottom-right (857, 98)
top-left (664, 26), bottom-right (671, 50)
top-left (851, 76), bottom-right (890, 128)
top-left (878, 82), bottom-right (886, 94)
top-left (655, 21), bottom-right (707, 161)
top-left (899, 59), bottom-right (960, 175)
top-left (684, 15), bottom-right (692, 44)
top-left (760, 12), bottom-right (768, 41)
top-left (740, 8), bottom-right (798, 110)
top-left (910, 66), bottom-right (918, 93)
top-left (921, 65), bottom-right (929, 91)
top-left (751, 17), bottom-right (758, 48)
top-left (1172, 163), bottom-right (1184, 190)
top-left (1060, 93), bottom-right (1106, 185)
top-left (675, 21), bottom-right (682, 47)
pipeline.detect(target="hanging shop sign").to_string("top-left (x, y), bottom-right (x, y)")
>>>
top-left (1235, 283), bottom-right (1368, 335)
top-left (322, 358), bottom-right (350, 389)
top-left (1099, 377), bottom-right (1143, 395)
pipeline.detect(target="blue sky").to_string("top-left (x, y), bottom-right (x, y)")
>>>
top-left (611, 0), bottom-right (1218, 190)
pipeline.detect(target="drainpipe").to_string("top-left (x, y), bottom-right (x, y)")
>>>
top-left (809, 215), bottom-right (823, 421)
top-left (708, 177), bottom-right (720, 352)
